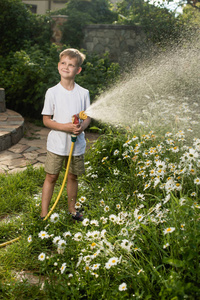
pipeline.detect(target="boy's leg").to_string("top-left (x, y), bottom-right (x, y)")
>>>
top-left (67, 172), bottom-right (78, 214)
top-left (41, 173), bottom-right (59, 218)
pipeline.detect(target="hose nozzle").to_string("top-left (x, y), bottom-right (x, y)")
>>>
top-left (71, 111), bottom-right (88, 142)
top-left (72, 111), bottom-right (88, 124)
top-left (79, 111), bottom-right (88, 120)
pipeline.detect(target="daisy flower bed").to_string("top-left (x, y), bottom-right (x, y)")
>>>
top-left (1, 100), bottom-right (200, 299)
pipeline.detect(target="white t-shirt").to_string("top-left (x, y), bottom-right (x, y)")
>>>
top-left (41, 82), bottom-right (90, 156)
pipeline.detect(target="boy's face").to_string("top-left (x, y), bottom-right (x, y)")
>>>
top-left (58, 55), bottom-right (81, 80)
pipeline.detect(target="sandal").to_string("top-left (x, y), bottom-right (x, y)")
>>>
top-left (70, 211), bottom-right (84, 222)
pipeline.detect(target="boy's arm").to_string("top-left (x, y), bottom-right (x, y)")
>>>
top-left (43, 115), bottom-right (81, 135)
top-left (80, 117), bottom-right (91, 132)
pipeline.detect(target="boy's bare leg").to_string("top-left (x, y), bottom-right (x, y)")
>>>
top-left (67, 172), bottom-right (78, 214)
top-left (41, 173), bottom-right (59, 218)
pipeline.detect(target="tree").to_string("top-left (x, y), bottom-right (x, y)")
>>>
top-left (51, 0), bottom-right (118, 48)
top-left (116, 0), bottom-right (182, 44)
top-left (167, 0), bottom-right (200, 11)
top-left (0, 0), bottom-right (52, 55)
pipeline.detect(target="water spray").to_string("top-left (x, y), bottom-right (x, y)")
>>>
top-left (0, 111), bottom-right (88, 248)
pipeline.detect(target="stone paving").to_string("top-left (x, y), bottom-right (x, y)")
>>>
top-left (0, 109), bottom-right (24, 152)
top-left (0, 119), bottom-right (98, 174)
top-left (0, 120), bottom-right (49, 174)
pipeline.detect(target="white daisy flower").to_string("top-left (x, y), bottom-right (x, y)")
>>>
top-left (105, 262), bottom-right (111, 269)
top-left (137, 269), bottom-right (144, 275)
top-left (104, 205), bottom-right (110, 212)
top-left (133, 247), bottom-right (141, 252)
top-left (113, 149), bottom-right (119, 155)
top-left (82, 218), bottom-right (90, 226)
top-left (27, 235), bottom-right (32, 243)
top-left (58, 239), bottom-right (67, 249)
top-left (91, 263), bottom-right (100, 270)
top-left (83, 255), bottom-right (92, 263)
top-left (107, 256), bottom-right (119, 267)
top-left (50, 213), bottom-right (59, 223)
top-left (101, 229), bottom-right (107, 238)
top-left (113, 168), bottom-right (120, 175)
top-left (60, 263), bottom-right (67, 274)
top-left (109, 214), bottom-right (117, 222)
top-left (180, 198), bottom-right (186, 205)
top-left (99, 199), bottom-right (105, 206)
top-left (120, 227), bottom-right (129, 236)
top-left (132, 135), bottom-right (138, 141)
top-left (38, 231), bottom-right (49, 239)
top-left (53, 236), bottom-right (61, 244)
top-left (121, 239), bottom-right (133, 252)
top-left (86, 231), bottom-right (94, 240)
top-left (90, 219), bottom-right (99, 226)
top-left (90, 242), bottom-right (97, 249)
top-left (187, 148), bottom-right (199, 160)
top-left (79, 196), bottom-right (86, 203)
top-left (137, 193), bottom-right (145, 201)
top-left (180, 224), bottom-right (185, 230)
top-left (75, 202), bottom-right (82, 209)
top-left (194, 178), bottom-right (200, 185)
top-left (163, 243), bottom-right (169, 249)
top-left (119, 282), bottom-right (127, 291)
top-left (91, 250), bottom-right (101, 259)
top-left (191, 192), bottom-right (197, 197)
top-left (38, 252), bottom-right (46, 261)
top-left (63, 231), bottom-right (71, 238)
top-left (73, 232), bottom-right (83, 241)
top-left (91, 230), bottom-right (100, 239)
top-left (100, 216), bottom-right (108, 224)
top-left (163, 227), bottom-right (175, 235)
top-left (102, 156), bottom-right (108, 163)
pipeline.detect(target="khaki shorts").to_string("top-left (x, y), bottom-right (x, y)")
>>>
top-left (44, 151), bottom-right (85, 176)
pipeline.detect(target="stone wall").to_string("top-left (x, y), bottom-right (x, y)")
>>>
top-left (50, 17), bottom-right (150, 64)
top-left (81, 24), bottom-right (148, 63)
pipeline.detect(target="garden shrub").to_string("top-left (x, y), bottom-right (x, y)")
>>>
top-left (0, 44), bottom-right (60, 118)
top-left (0, 45), bottom-right (120, 119)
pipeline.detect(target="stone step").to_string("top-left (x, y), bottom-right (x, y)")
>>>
top-left (0, 109), bottom-right (24, 152)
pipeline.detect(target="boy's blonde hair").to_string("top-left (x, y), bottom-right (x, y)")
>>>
top-left (59, 48), bottom-right (86, 67)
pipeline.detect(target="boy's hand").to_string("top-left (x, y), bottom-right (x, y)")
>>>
top-left (42, 115), bottom-right (91, 135)
top-left (63, 123), bottom-right (80, 135)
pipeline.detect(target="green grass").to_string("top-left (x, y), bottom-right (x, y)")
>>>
top-left (0, 120), bottom-right (200, 299)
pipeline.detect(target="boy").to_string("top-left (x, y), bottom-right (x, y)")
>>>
top-left (41, 48), bottom-right (91, 221)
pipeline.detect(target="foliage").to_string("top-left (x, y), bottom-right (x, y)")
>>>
top-left (51, 0), bottom-right (118, 48)
top-left (76, 51), bottom-right (120, 101)
top-left (0, 44), bottom-right (60, 118)
top-left (167, 0), bottom-right (200, 11)
top-left (0, 0), bottom-right (52, 55)
top-left (116, 0), bottom-right (183, 45)
top-left (0, 45), bottom-right (120, 118)
top-left (1, 107), bottom-right (200, 298)
top-left (179, 2), bottom-right (200, 27)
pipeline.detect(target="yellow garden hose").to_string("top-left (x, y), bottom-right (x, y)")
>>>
top-left (0, 236), bottom-right (21, 248)
top-left (43, 140), bottom-right (75, 221)
top-left (0, 111), bottom-right (88, 248)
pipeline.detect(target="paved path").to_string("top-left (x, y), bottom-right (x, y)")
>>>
top-left (0, 121), bottom-right (98, 174)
